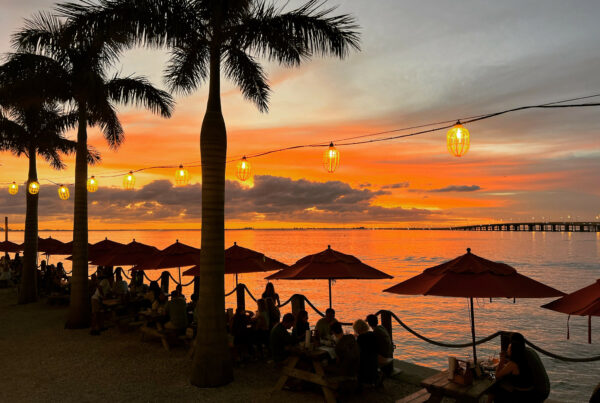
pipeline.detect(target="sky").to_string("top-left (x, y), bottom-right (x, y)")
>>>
top-left (1, 0), bottom-right (600, 229)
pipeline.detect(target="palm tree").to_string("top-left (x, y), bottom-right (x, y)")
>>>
top-left (0, 55), bottom-right (99, 303)
top-left (13, 13), bottom-right (174, 328)
top-left (58, 0), bottom-right (359, 385)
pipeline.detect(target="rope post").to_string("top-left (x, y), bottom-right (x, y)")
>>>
top-left (193, 276), bottom-right (200, 296)
top-left (137, 270), bottom-right (144, 286)
top-left (291, 294), bottom-right (305, 317)
top-left (500, 331), bottom-right (512, 352)
top-left (236, 283), bottom-right (246, 312)
top-left (380, 310), bottom-right (393, 340)
top-left (160, 271), bottom-right (170, 294)
top-left (4, 217), bottom-right (8, 258)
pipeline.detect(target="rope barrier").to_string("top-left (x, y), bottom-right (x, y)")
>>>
top-left (303, 296), bottom-right (326, 318)
top-left (524, 339), bottom-right (600, 363)
top-left (167, 272), bottom-right (180, 285)
top-left (121, 270), bottom-right (131, 280)
top-left (181, 279), bottom-right (194, 287)
top-left (278, 296), bottom-right (293, 308)
top-left (244, 285), bottom-right (257, 302)
top-left (225, 287), bottom-right (237, 297)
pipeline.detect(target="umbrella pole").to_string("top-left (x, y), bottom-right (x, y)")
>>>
top-left (178, 267), bottom-right (181, 285)
top-left (328, 279), bottom-right (332, 309)
top-left (589, 315), bottom-right (592, 344)
top-left (235, 273), bottom-right (238, 286)
top-left (469, 297), bottom-right (478, 370)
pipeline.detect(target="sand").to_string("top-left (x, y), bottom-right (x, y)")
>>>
top-left (0, 288), bottom-right (421, 402)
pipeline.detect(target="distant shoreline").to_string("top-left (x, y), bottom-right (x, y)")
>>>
top-left (2, 227), bottom-right (454, 231)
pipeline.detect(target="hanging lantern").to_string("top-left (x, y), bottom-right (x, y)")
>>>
top-left (58, 185), bottom-right (70, 200)
top-left (323, 142), bottom-right (340, 173)
top-left (236, 156), bottom-right (251, 181)
top-left (87, 176), bottom-right (98, 192)
top-left (175, 165), bottom-right (190, 186)
top-left (123, 171), bottom-right (136, 190)
top-left (447, 121), bottom-right (470, 157)
top-left (28, 180), bottom-right (40, 195)
top-left (8, 182), bottom-right (18, 195)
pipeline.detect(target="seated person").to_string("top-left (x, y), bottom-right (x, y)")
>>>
top-left (99, 275), bottom-right (113, 297)
top-left (353, 319), bottom-right (379, 385)
top-left (174, 284), bottom-right (186, 301)
top-left (230, 308), bottom-right (253, 359)
top-left (90, 285), bottom-right (105, 335)
top-left (152, 292), bottom-right (168, 315)
top-left (315, 308), bottom-right (337, 343)
top-left (164, 291), bottom-right (188, 333)
top-left (328, 321), bottom-right (360, 378)
top-left (269, 313), bottom-right (296, 362)
top-left (291, 310), bottom-right (310, 342)
top-left (112, 272), bottom-right (129, 296)
top-left (254, 299), bottom-right (270, 351)
top-left (487, 332), bottom-right (535, 403)
top-left (366, 314), bottom-right (394, 375)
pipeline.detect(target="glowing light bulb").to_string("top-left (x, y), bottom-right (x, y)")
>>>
top-left (174, 165), bottom-right (190, 186)
top-left (58, 185), bottom-right (70, 200)
top-left (323, 142), bottom-right (340, 173)
top-left (123, 171), bottom-right (136, 190)
top-left (8, 182), bottom-right (18, 195)
top-left (447, 121), bottom-right (470, 157)
top-left (236, 157), bottom-right (251, 181)
top-left (28, 181), bottom-right (40, 195)
top-left (87, 176), bottom-right (98, 192)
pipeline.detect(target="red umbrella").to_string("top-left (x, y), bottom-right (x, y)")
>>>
top-left (182, 242), bottom-right (288, 284)
top-left (33, 236), bottom-right (68, 256)
top-left (266, 245), bottom-right (392, 308)
top-left (384, 248), bottom-right (564, 367)
top-left (133, 240), bottom-right (200, 282)
top-left (91, 239), bottom-right (159, 267)
top-left (0, 240), bottom-right (22, 253)
top-left (66, 238), bottom-right (124, 261)
top-left (56, 240), bottom-right (92, 256)
top-left (542, 279), bottom-right (600, 343)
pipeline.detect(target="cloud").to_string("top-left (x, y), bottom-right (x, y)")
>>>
top-left (429, 185), bottom-right (481, 193)
top-left (381, 182), bottom-right (410, 189)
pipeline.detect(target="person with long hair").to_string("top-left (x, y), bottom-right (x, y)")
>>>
top-left (487, 332), bottom-right (534, 402)
top-left (261, 282), bottom-right (280, 306)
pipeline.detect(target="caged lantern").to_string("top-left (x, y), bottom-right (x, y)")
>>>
top-left (123, 171), bottom-right (136, 190)
top-left (28, 180), bottom-right (40, 195)
top-left (87, 176), bottom-right (98, 192)
top-left (8, 182), bottom-right (18, 195)
top-left (236, 157), bottom-right (251, 181)
top-left (323, 142), bottom-right (340, 173)
top-left (58, 185), bottom-right (70, 200)
top-left (175, 165), bottom-right (190, 186)
top-left (447, 121), bottom-right (470, 157)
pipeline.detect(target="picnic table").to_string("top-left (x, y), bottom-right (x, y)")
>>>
top-left (419, 370), bottom-right (493, 403)
top-left (274, 347), bottom-right (338, 403)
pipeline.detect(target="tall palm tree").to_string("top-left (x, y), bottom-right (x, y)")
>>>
top-left (58, 0), bottom-right (359, 385)
top-left (13, 13), bottom-right (174, 328)
top-left (0, 54), bottom-right (100, 303)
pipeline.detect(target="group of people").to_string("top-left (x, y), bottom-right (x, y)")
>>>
top-left (0, 253), bottom-right (22, 287)
top-left (39, 260), bottom-right (69, 295)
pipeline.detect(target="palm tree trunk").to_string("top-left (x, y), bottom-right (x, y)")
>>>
top-left (18, 147), bottom-right (38, 304)
top-left (190, 42), bottom-right (233, 387)
top-left (65, 106), bottom-right (90, 328)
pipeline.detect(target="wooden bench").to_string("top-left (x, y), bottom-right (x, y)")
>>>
top-left (396, 388), bottom-right (431, 403)
top-left (140, 326), bottom-right (171, 351)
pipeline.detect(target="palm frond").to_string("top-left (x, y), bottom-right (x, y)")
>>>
top-left (164, 40), bottom-right (210, 94)
top-left (106, 75), bottom-right (174, 118)
top-left (87, 98), bottom-right (124, 149)
top-left (223, 46), bottom-right (270, 112)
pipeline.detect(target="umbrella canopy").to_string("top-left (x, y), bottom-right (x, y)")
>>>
top-left (0, 240), bottom-right (22, 253)
top-left (91, 240), bottom-right (159, 267)
top-left (66, 238), bottom-right (124, 261)
top-left (56, 240), bottom-right (92, 256)
top-left (133, 240), bottom-right (201, 271)
top-left (28, 237), bottom-right (68, 255)
top-left (182, 242), bottom-right (288, 284)
top-left (384, 248), bottom-right (564, 367)
top-left (266, 245), bottom-right (392, 308)
top-left (542, 279), bottom-right (600, 343)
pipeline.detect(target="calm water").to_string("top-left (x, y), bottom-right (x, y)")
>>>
top-left (11, 229), bottom-right (600, 402)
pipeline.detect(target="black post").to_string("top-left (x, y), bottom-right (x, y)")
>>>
top-left (4, 216), bottom-right (8, 258)
top-left (193, 276), bottom-right (200, 296)
top-left (291, 294), bottom-right (305, 317)
top-left (160, 271), bottom-right (170, 294)
top-left (380, 310), bottom-right (393, 340)
top-left (328, 278), bottom-right (332, 309)
top-left (469, 297), bottom-right (477, 368)
top-left (236, 282), bottom-right (246, 312)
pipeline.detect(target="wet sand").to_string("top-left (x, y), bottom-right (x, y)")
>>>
top-left (0, 289), bottom-right (421, 402)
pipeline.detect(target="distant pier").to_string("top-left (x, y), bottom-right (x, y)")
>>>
top-left (451, 222), bottom-right (600, 232)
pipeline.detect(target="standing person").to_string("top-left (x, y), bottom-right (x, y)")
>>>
top-left (353, 319), bottom-right (379, 385)
top-left (269, 313), bottom-right (296, 363)
top-left (292, 310), bottom-right (310, 342)
top-left (366, 314), bottom-right (394, 375)
top-left (262, 282), bottom-right (281, 306)
top-left (315, 308), bottom-right (337, 343)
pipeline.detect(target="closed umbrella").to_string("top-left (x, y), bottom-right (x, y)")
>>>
top-left (266, 245), bottom-right (392, 308)
top-left (182, 242), bottom-right (288, 285)
top-left (91, 239), bottom-right (159, 267)
top-left (542, 279), bottom-right (600, 343)
top-left (384, 248), bottom-right (564, 367)
top-left (133, 240), bottom-right (200, 283)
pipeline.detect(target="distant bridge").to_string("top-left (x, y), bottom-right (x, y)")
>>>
top-left (451, 222), bottom-right (600, 232)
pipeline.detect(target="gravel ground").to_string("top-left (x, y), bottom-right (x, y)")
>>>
top-left (0, 289), bottom-right (420, 402)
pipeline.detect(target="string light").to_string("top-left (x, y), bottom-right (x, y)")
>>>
top-left (28, 181), bottom-right (40, 195)
top-left (323, 142), bottom-right (340, 173)
top-left (58, 185), bottom-right (70, 200)
top-left (123, 171), bottom-right (136, 190)
top-left (175, 165), bottom-right (190, 186)
top-left (8, 182), bottom-right (18, 195)
top-left (236, 156), bottom-right (251, 181)
top-left (447, 121), bottom-right (470, 157)
top-left (87, 176), bottom-right (98, 192)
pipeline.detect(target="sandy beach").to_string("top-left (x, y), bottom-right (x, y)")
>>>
top-left (0, 288), bottom-right (423, 402)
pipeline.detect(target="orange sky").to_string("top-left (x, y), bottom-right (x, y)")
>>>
top-left (1, 0), bottom-right (600, 230)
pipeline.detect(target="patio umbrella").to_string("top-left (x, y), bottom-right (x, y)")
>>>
top-left (35, 236), bottom-right (68, 256)
top-left (384, 248), bottom-right (564, 367)
top-left (133, 240), bottom-right (200, 282)
top-left (266, 245), bottom-right (392, 308)
top-left (91, 239), bottom-right (159, 267)
top-left (66, 237), bottom-right (124, 261)
top-left (0, 240), bottom-right (22, 253)
top-left (542, 279), bottom-right (600, 343)
top-left (182, 242), bottom-right (288, 285)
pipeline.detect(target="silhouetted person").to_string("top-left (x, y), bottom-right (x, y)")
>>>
top-left (328, 321), bottom-right (359, 378)
top-left (292, 310), bottom-right (310, 342)
top-left (315, 308), bottom-right (337, 342)
top-left (366, 314), bottom-right (394, 375)
top-left (353, 319), bottom-right (379, 385)
top-left (262, 282), bottom-right (280, 306)
top-left (270, 313), bottom-right (296, 362)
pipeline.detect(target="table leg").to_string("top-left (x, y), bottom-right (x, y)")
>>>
top-left (312, 359), bottom-right (336, 403)
top-left (274, 356), bottom-right (300, 391)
